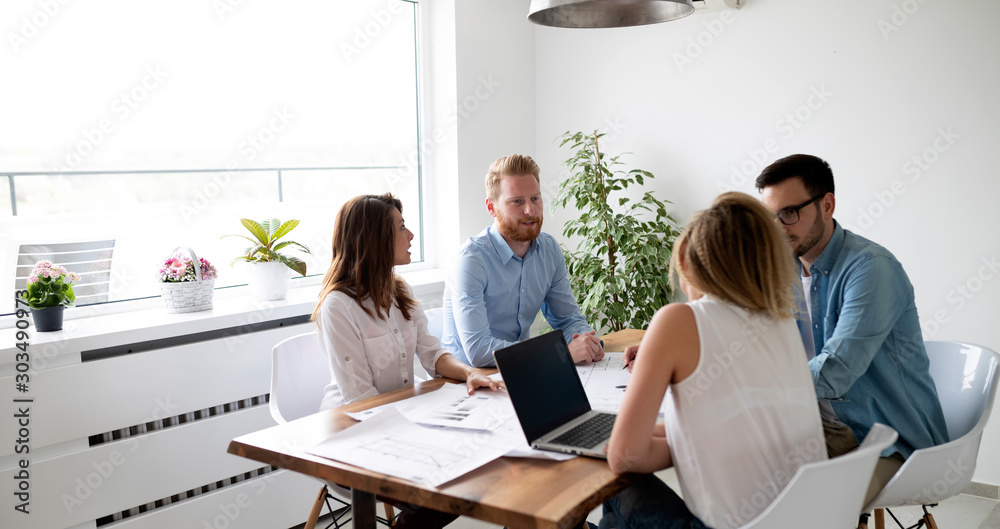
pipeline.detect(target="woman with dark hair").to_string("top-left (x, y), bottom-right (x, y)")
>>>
top-left (312, 193), bottom-right (499, 410)
top-left (311, 193), bottom-right (498, 528)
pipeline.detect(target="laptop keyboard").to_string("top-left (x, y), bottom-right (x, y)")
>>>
top-left (550, 413), bottom-right (616, 449)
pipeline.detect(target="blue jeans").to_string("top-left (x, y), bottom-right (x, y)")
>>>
top-left (599, 474), bottom-right (711, 529)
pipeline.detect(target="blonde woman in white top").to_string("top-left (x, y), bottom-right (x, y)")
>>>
top-left (603, 192), bottom-right (825, 529)
top-left (312, 193), bottom-right (499, 529)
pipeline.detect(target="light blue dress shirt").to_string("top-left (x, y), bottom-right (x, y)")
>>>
top-left (442, 225), bottom-right (594, 367)
top-left (799, 221), bottom-right (949, 458)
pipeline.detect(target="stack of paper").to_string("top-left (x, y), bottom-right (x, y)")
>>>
top-left (307, 406), bottom-right (518, 487)
top-left (307, 382), bottom-right (571, 487)
top-left (307, 354), bottom-right (645, 488)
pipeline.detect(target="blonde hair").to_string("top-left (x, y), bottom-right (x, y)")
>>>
top-left (670, 192), bottom-right (797, 319)
top-left (485, 154), bottom-right (540, 202)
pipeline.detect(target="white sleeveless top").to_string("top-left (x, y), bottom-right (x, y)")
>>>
top-left (662, 296), bottom-right (826, 529)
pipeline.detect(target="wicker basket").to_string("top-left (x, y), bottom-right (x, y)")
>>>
top-left (160, 247), bottom-right (214, 313)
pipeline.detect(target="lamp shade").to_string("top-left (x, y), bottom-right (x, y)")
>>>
top-left (528, 0), bottom-right (695, 28)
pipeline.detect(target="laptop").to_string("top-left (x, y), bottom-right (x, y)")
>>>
top-left (493, 330), bottom-right (616, 459)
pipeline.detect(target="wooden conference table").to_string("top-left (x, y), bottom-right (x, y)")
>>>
top-left (228, 329), bottom-right (645, 529)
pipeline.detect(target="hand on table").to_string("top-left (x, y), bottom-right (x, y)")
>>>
top-left (569, 331), bottom-right (604, 364)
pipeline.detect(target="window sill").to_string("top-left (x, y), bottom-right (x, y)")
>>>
top-left (1, 268), bottom-right (447, 361)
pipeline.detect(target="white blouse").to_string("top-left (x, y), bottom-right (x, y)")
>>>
top-left (663, 296), bottom-right (826, 529)
top-left (316, 282), bottom-right (448, 411)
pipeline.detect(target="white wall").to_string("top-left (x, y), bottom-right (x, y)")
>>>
top-left (526, 0), bottom-right (1000, 484)
top-left (422, 0), bottom-right (536, 264)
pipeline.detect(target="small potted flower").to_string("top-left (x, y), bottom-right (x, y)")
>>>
top-left (21, 261), bottom-right (81, 332)
top-left (157, 247), bottom-right (218, 313)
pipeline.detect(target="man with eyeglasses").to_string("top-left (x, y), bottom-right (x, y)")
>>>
top-left (756, 154), bottom-right (948, 505)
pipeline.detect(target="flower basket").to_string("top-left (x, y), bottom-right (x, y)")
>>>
top-left (159, 247), bottom-right (215, 313)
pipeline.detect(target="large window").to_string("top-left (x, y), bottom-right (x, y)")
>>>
top-left (1, 0), bottom-right (423, 309)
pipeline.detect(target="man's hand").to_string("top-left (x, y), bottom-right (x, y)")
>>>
top-left (623, 344), bottom-right (639, 372)
top-left (569, 331), bottom-right (604, 364)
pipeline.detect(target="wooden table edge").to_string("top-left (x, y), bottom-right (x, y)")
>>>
top-left (229, 329), bottom-right (645, 528)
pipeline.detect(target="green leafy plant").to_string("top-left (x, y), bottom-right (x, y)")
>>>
top-left (553, 131), bottom-right (681, 332)
top-left (21, 261), bottom-right (80, 309)
top-left (223, 218), bottom-right (311, 276)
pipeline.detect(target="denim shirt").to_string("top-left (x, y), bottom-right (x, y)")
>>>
top-left (799, 221), bottom-right (949, 458)
top-left (442, 225), bottom-right (593, 367)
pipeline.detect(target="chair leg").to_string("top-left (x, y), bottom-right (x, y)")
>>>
top-left (874, 509), bottom-right (885, 529)
top-left (923, 512), bottom-right (938, 529)
top-left (304, 485), bottom-right (328, 529)
top-left (382, 503), bottom-right (396, 526)
top-left (858, 512), bottom-right (870, 529)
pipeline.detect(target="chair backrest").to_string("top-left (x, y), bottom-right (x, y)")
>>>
top-left (16, 240), bottom-right (116, 305)
top-left (425, 306), bottom-right (445, 341)
top-left (866, 341), bottom-right (1000, 509)
top-left (413, 307), bottom-right (446, 382)
top-left (269, 331), bottom-right (332, 424)
top-left (926, 341), bottom-right (1000, 441)
top-left (740, 424), bottom-right (898, 529)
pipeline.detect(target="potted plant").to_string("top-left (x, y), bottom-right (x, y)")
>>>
top-left (157, 248), bottom-right (218, 313)
top-left (223, 218), bottom-right (311, 301)
top-left (552, 130), bottom-right (681, 332)
top-left (20, 261), bottom-right (81, 332)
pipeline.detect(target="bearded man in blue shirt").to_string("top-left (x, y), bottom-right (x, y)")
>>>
top-left (756, 154), bottom-right (949, 505)
top-left (442, 154), bottom-right (604, 368)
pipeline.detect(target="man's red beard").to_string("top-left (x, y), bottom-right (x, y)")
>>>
top-left (497, 212), bottom-right (542, 242)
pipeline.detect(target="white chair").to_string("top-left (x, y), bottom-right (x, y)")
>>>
top-left (861, 341), bottom-right (1000, 529)
top-left (15, 239), bottom-right (116, 304)
top-left (270, 332), bottom-right (352, 529)
top-left (425, 306), bottom-right (445, 341)
top-left (415, 306), bottom-right (446, 382)
top-left (738, 423), bottom-right (899, 529)
top-left (270, 332), bottom-right (396, 528)
top-left (728, 424), bottom-right (898, 529)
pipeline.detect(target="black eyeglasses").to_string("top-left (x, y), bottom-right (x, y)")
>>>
top-left (775, 195), bottom-right (824, 225)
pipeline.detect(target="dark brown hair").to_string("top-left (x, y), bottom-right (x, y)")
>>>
top-left (311, 193), bottom-right (416, 322)
top-left (755, 154), bottom-right (835, 198)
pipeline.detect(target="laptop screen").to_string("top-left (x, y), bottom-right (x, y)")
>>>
top-left (493, 330), bottom-right (592, 443)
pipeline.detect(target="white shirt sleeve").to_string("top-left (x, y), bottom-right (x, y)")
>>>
top-left (317, 294), bottom-right (380, 407)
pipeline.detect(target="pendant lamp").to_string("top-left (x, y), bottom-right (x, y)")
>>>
top-left (528, 0), bottom-right (696, 29)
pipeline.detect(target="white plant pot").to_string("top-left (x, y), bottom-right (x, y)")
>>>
top-left (248, 261), bottom-right (291, 301)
